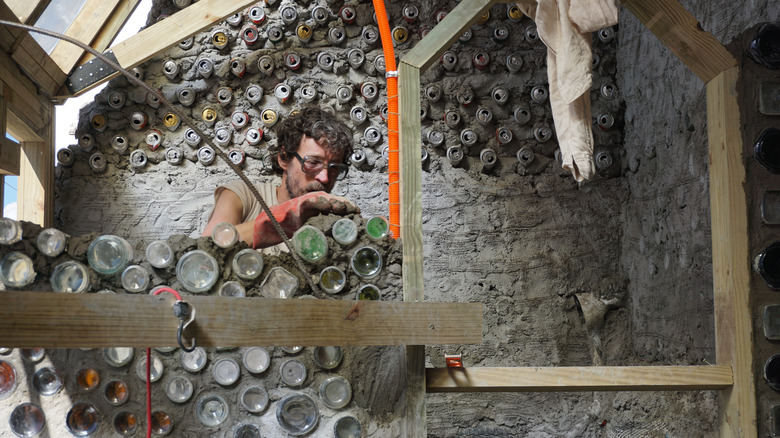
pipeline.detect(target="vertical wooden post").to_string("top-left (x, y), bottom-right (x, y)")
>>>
top-left (397, 1), bottom-right (496, 434)
top-left (399, 60), bottom-right (426, 437)
top-left (707, 66), bottom-right (757, 437)
top-left (0, 94), bottom-right (6, 211)
top-left (18, 102), bottom-right (54, 227)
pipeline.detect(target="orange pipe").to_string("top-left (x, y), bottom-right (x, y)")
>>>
top-left (372, 0), bottom-right (400, 239)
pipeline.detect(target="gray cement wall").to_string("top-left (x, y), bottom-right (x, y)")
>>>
top-left (3, 0), bottom-right (779, 436)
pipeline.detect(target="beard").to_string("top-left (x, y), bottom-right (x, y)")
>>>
top-left (285, 173), bottom-right (331, 199)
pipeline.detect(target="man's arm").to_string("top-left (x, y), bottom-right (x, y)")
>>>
top-left (252, 192), bottom-right (360, 249)
top-left (202, 190), bottom-right (255, 244)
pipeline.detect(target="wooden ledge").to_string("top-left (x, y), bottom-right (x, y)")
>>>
top-left (426, 366), bottom-right (733, 392)
top-left (0, 291), bottom-right (483, 348)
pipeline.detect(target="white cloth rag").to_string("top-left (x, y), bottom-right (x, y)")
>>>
top-left (517, 0), bottom-right (618, 182)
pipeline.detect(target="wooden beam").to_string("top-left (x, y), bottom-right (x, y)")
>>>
top-left (399, 61), bottom-right (426, 438)
top-left (48, 0), bottom-right (123, 76)
top-left (11, 33), bottom-right (67, 96)
top-left (0, 138), bottom-right (21, 176)
top-left (402, 0), bottom-right (496, 71)
top-left (0, 56), bottom-right (51, 141)
top-left (622, 0), bottom-right (736, 83)
top-left (707, 66), bottom-right (757, 437)
top-left (426, 366), bottom-right (734, 393)
top-left (72, 0), bottom-right (141, 68)
top-left (4, 0), bottom-right (51, 24)
top-left (6, 108), bottom-right (44, 143)
top-left (0, 2), bottom-right (67, 98)
top-left (66, 0), bottom-right (257, 96)
top-left (18, 138), bottom-right (53, 226)
top-left (0, 292), bottom-right (484, 348)
top-left (0, 94), bottom-right (15, 176)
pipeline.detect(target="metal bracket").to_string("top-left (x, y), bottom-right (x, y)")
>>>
top-left (66, 50), bottom-right (119, 95)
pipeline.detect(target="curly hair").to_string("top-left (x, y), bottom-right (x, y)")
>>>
top-left (270, 106), bottom-right (353, 174)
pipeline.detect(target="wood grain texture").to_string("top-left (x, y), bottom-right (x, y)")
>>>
top-left (48, 0), bottom-right (122, 75)
top-left (19, 139), bottom-right (53, 226)
top-left (398, 60), bottom-right (426, 438)
top-left (0, 292), bottom-right (483, 348)
top-left (623, 0), bottom-right (736, 82)
top-left (67, 0), bottom-right (256, 96)
top-left (0, 1), bottom-right (67, 97)
top-left (112, 0), bottom-right (256, 66)
top-left (707, 67), bottom-right (757, 437)
top-left (0, 95), bottom-right (15, 176)
top-left (3, 0), bottom-right (50, 24)
top-left (426, 366), bottom-right (734, 392)
top-left (403, 0), bottom-right (496, 70)
top-left (71, 0), bottom-right (140, 71)
top-left (0, 50), bottom-right (51, 140)
top-left (0, 138), bottom-right (21, 175)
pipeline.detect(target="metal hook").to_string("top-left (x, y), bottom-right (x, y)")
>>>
top-left (174, 301), bottom-right (197, 353)
top-left (177, 320), bottom-right (197, 352)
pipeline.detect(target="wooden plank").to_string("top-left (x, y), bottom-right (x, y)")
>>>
top-left (6, 108), bottom-right (44, 143)
top-left (707, 67), bottom-right (757, 437)
top-left (622, 0), bottom-right (736, 83)
top-left (399, 61), bottom-right (426, 438)
top-left (0, 0), bottom-right (65, 97)
top-left (19, 138), bottom-right (53, 226)
top-left (0, 93), bottom-right (15, 176)
top-left (402, 0), bottom-right (496, 70)
top-left (48, 0), bottom-right (123, 75)
top-left (0, 292), bottom-right (484, 348)
top-left (66, 0), bottom-right (256, 96)
top-left (426, 366), bottom-right (734, 392)
top-left (72, 0), bottom-right (140, 69)
top-left (0, 138), bottom-right (21, 176)
top-left (11, 33), bottom-right (66, 97)
top-left (3, 0), bottom-right (50, 24)
top-left (0, 55), bottom-right (51, 139)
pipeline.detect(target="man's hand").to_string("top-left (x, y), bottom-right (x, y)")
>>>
top-left (253, 192), bottom-right (360, 249)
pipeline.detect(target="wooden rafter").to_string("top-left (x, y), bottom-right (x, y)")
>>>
top-left (73, 0), bottom-right (141, 67)
top-left (0, 1), bottom-right (66, 98)
top-left (622, 0), bottom-right (736, 82)
top-left (47, 0), bottom-right (123, 75)
top-left (64, 0), bottom-right (258, 96)
top-left (3, 0), bottom-right (52, 25)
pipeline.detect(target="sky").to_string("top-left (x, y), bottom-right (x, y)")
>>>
top-left (4, 0), bottom-right (153, 220)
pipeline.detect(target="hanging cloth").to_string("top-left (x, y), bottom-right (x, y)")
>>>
top-left (517, 0), bottom-right (618, 182)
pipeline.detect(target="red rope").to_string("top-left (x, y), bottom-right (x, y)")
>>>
top-left (146, 347), bottom-right (152, 438)
top-left (148, 286), bottom-right (182, 436)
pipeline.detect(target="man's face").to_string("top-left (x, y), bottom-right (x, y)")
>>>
top-left (279, 135), bottom-right (344, 199)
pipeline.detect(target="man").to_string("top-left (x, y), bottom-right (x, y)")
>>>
top-left (203, 107), bottom-right (359, 251)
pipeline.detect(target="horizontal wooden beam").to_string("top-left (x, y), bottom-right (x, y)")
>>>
top-left (402, 0), bottom-right (496, 70)
top-left (0, 292), bottom-right (483, 348)
top-left (622, 0), bottom-right (736, 83)
top-left (0, 137), bottom-right (21, 175)
top-left (426, 366), bottom-right (733, 392)
top-left (66, 0), bottom-right (257, 96)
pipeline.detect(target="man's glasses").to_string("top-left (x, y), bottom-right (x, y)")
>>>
top-left (292, 152), bottom-right (349, 181)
